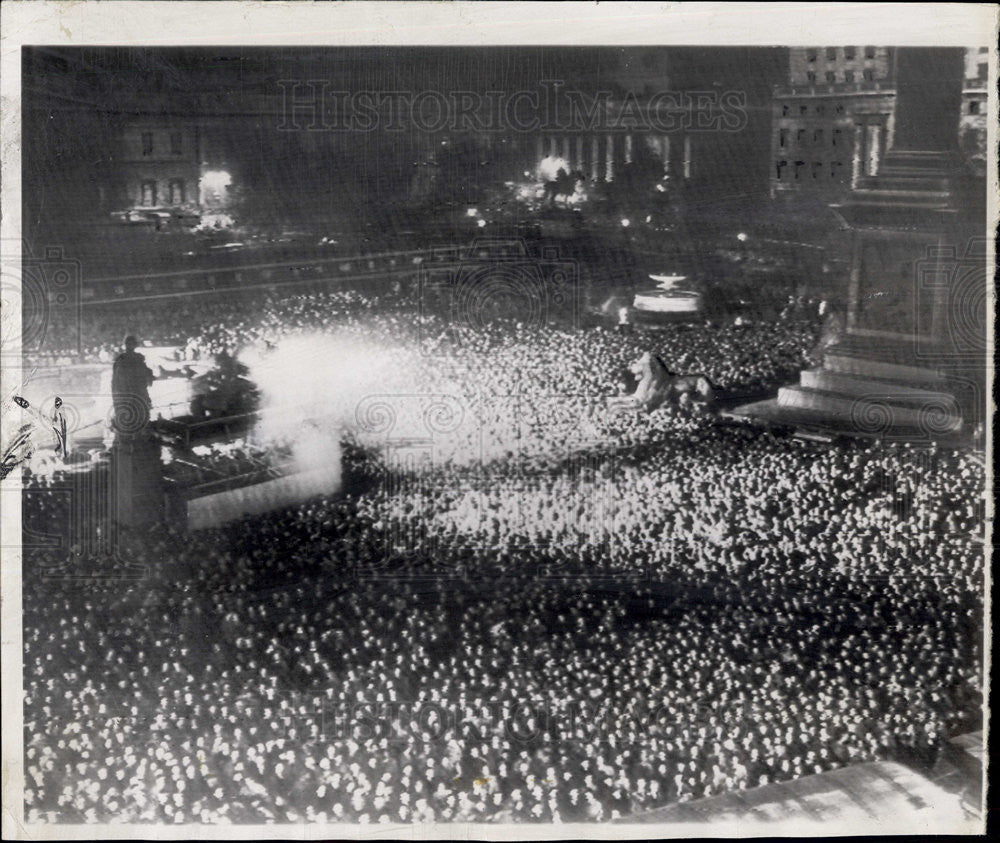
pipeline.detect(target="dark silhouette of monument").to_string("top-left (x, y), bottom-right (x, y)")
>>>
top-left (110, 336), bottom-right (164, 527)
top-left (735, 47), bottom-right (986, 441)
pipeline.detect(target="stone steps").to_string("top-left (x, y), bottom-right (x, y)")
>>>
top-left (777, 385), bottom-right (962, 432)
top-left (828, 333), bottom-right (943, 360)
top-left (859, 175), bottom-right (952, 192)
top-left (881, 150), bottom-right (955, 168)
top-left (824, 352), bottom-right (947, 384)
top-left (847, 189), bottom-right (953, 209)
top-left (799, 368), bottom-right (955, 402)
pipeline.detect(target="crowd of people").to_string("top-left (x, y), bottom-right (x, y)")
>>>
top-left (21, 283), bottom-right (984, 824)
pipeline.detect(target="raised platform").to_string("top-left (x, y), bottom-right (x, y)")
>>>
top-left (633, 288), bottom-right (702, 314)
top-left (176, 465), bottom-right (342, 529)
top-left (728, 331), bottom-right (984, 444)
top-left (725, 397), bottom-right (972, 446)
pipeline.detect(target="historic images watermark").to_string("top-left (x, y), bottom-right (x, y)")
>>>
top-left (277, 79), bottom-right (748, 134)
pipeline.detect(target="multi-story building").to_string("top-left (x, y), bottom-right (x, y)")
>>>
top-left (769, 47), bottom-right (988, 199)
top-left (119, 119), bottom-right (203, 215)
top-left (770, 47), bottom-right (896, 200)
top-left (960, 47), bottom-right (989, 176)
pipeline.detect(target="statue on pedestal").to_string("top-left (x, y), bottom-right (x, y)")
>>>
top-left (109, 335), bottom-right (163, 527)
top-left (607, 352), bottom-right (675, 413)
top-left (111, 335), bottom-right (154, 438)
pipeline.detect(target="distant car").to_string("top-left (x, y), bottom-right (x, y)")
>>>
top-left (112, 209), bottom-right (184, 230)
top-left (112, 209), bottom-right (157, 226)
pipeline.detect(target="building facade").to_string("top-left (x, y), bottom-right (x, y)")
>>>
top-left (959, 47), bottom-right (989, 177)
top-left (770, 47), bottom-right (896, 200)
top-left (119, 119), bottom-right (203, 215)
top-left (770, 47), bottom-right (989, 199)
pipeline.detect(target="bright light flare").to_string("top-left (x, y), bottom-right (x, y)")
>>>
top-left (238, 332), bottom-right (424, 486)
top-left (200, 170), bottom-right (232, 205)
top-left (240, 332), bottom-right (404, 430)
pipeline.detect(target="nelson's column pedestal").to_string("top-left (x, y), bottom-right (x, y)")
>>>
top-left (110, 432), bottom-right (164, 528)
top-left (736, 47), bottom-right (987, 442)
top-left (109, 377), bottom-right (164, 529)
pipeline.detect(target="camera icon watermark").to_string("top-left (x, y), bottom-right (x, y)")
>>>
top-left (3, 386), bottom-right (151, 581)
top-left (418, 238), bottom-right (579, 346)
top-left (0, 241), bottom-right (82, 361)
top-left (914, 238), bottom-right (990, 361)
top-left (9, 471), bottom-right (147, 582)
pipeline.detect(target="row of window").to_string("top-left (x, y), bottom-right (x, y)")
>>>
top-left (779, 127), bottom-right (845, 148)
top-left (140, 179), bottom-right (186, 206)
top-left (806, 47), bottom-right (878, 62)
top-left (805, 69), bottom-right (877, 84)
top-left (781, 103), bottom-right (847, 118)
top-left (782, 99), bottom-right (980, 121)
top-left (141, 131), bottom-right (184, 156)
top-left (775, 160), bottom-right (848, 181)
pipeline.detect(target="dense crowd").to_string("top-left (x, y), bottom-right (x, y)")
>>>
top-left (21, 286), bottom-right (984, 824)
top-left (36, 278), bottom-right (818, 391)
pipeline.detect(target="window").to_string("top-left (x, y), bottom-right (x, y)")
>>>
top-left (826, 48), bottom-right (837, 60)
top-left (864, 46), bottom-right (876, 59)
top-left (812, 162), bottom-right (823, 179)
top-left (779, 129), bottom-right (787, 147)
top-left (800, 105), bottom-right (808, 116)
top-left (862, 69), bottom-right (874, 82)
top-left (814, 129), bottom-right (824, 143)
top-left (816, 105), bottom-right (826, 116)
top-left (794, 161), bottom-right (805, 180)
top-left (141, 132), bottom-right (153, 156)
top-left (844, 70), bottom-right (855, 83)
top-left (833, 128), bottom-right (842, 146)
top-left (797, 128), bottom-right (806, 143)
top-left (835, 105), bottom-right (845, 115)
top-left (826, 71), bottom-right (836, 83)
top-left (141, 181), bottom-right (157, 206)
top-left (807, 71), bottom-right (817, 83)
top-left (776, 160), bottom-right (787, 180)
top-left (845, 47), bottom-right (856, 60)
top-left (969, 100), bottom-right (980, 115)
top-left (782, 104), bottom-right (790, 117)
top-left (170, 132), bottom-right (182, 155)
top-left (831, 161), bottom-right (844, 179)
top-left (807, 49), bottom-right (817, 62)
top-left (169, 179), bottom-right (185, 205)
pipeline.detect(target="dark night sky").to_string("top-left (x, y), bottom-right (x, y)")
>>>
top-left (24, 46), bottom-right (786, 111)
top-left (22, 47), bottom-right (788, 229)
